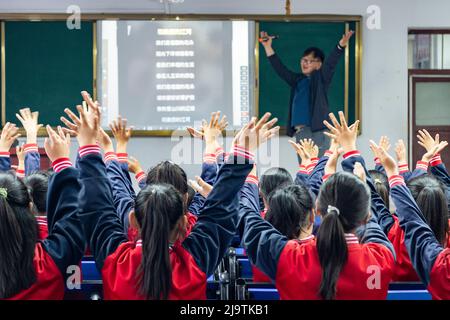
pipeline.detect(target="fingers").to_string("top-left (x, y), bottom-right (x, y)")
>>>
top-left (323, 120), bottom-right (338, 133)
top-left (323, 131), bottom-right (337, 140)
top-left (15, 113), bottom-right (25, 124)
top-left (328, 113), bottom-right (341, 129)
top-left (60, 116), bottom-right (78, 130)
top-left (61, 127), bottom-right (78, 137)
top-left (64, 108), bottom-right (81, 125)
top-left (255, 112), bottom-right (271, 130)
top-left (338, 111), bottom-right (348, 129)
top-left (81, 91), bottom-right (97, 110)
top-left (262, 117), bottom-right (278, 131)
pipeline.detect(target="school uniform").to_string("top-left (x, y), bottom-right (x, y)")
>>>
top-left (389, 173), bottom-right (450, 299)
top-left (77, 145), bottom-right (254, 299)
top-left (24, 143), bottom-right (40, 174)
top-left (374, 158), bottom-right (428, 182)
top-left (342, 151), bottom-right (420, 281)
top-left (295, 151), bottom-right (331, 197)
top-left (8, 158), bottom-right (85, 299)
top-left (239, 152), bottom-right (395, 299)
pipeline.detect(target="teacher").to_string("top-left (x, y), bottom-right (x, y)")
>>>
top-left (260, 30), bottom-right (354, 157)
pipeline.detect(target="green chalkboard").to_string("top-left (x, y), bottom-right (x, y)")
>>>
top-left (258, 21), bottom-right (357, 130)
top-left (4, 21), bottom-right (93, 127)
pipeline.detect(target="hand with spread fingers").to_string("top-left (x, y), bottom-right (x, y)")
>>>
top-left (16, 107), bottom-right (43, 144)
top-left (235, 112), bottom-right (279, 153)
top-left (109, 116), bottom-right (133, 154)
top-left (417, 129), bottom-right (448, 163)
top-left (0, 122), bottom-right (21, 152)
top-left (288, 140), bottom-right (312, 167)
top-left (323, 111), bottom-right (359, 153)
top-left (76, 91), bottom-right (101, 147)
top-left (44, 125), bottom-right (71, 162)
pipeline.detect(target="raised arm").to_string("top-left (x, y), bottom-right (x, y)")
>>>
top-left (320, 31), bottom-right (353, 86)
top-left (371, 141), bottom-right (444, 285)
top-left (41, 125), bottom-right (85, 276)
top-left (75, 92), bottom-right (128, 269)
top-left (259, 31), bottom-right (300, 87)
top-left (323, 112), bottom-right (394, 253)
top-left (183, 113), bottom-right (280, 276)
top-left (16, 108), bottom-right (42, 175)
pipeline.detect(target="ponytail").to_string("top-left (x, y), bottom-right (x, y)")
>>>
top-left (316, 206), bottom-right (347, 300)
top-left (135, 184), bottom-right (184, 300)
top-left (316, 172), bottom-right (371, 300)
top-left (0, 173), bottom-right (37, 298)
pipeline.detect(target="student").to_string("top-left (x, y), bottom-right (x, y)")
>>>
top-left (1, 121), bottom-right (85, 299)
top-left (240, 112), bottom-right (394, 299)
top-left (76, 100), bottom-right (278, 299)
top-left (259, 167), bottom-right (293, 216)
top-left (259, 29), bottom-right (353, 156)
top-left (252, 181), bottom-right (315, 283)
top-left (371, 140), bottom-right (450, 299)
top-left (364, 133), bottom-right (448, 281)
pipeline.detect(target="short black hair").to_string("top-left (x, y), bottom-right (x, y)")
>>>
top-left (302, 47), bottom-right (325, 63)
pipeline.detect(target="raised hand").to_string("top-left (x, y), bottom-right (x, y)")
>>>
top-left (16, 144), bottom-right (25, 167)
top-left (323, 111), bottom-right (359, 153)
top-left (339, 30), bottom-right (354, 48)
top-left (109, 116), bottom-right (132, 154)
top-left (370, 140), bottom-right (398, 177)
top-left (97, 127), bottom-right (113, 153)
top-left (189, 176), bottom-right (213, 198)
top-left (235, 113), bottom-right (279, 153)
top-left (15, 108), bottom-right (43, 144)
top-left (77, 91), bottom-right (101, 147)
top-left (299, 138), bottom-right (319, 159)
top-left (417, 129), bottom-right (448, 162)
top-left (0, 122), bottom-right (20, 152)
top-left (394, 139), bottom-right (407, 163)
top-left (44, 125), bottom-right (70, 162)
top-left (288, 140), bottom-right (311, 167)
top-left (128, 156), bottom-right (143, 175)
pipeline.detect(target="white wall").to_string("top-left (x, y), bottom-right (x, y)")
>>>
top-left (5, 0), bottom-right (450, 185)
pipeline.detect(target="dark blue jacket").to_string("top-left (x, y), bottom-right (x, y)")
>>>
top-left (268, 44), bottom-right (344, 136)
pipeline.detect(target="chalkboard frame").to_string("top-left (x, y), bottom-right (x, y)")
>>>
top-left (0, 14), bottom-right (362, 137)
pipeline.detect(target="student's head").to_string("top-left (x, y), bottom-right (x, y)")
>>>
top-left (134, 183), bottom-right (186, 300)
top-left (0, 172), bottom-right (37, 298)
top-left (259, 167), bottom-right (293, 208)
top-left (407, 175), bottom-right (449, 246)
top-left (368, 170), bottom-right (390, 209)
top-left (146, 161), bottom-right (188, 209)
top-left (24, 171), bottom-right (52, 215)
top-left (265, 184), bottom-right (314, 239)
top-left (300, 47), bottom-right (325, 75)
top-left (315, 172), bottom-right (371, 300)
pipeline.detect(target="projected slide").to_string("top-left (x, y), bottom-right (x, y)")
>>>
top-left (97, 20), bottom-right (255, 131)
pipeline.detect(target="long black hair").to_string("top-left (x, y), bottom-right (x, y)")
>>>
top-left (260, 167), bottom-right (293, 201)
top-left (265, 184), bottom-right (313, 239)
top-left (316, 172), bottom-right (371, 300)
top-left (368, 170), bottom-right (390, 209)
top-left (0, 172), bottom-right (37, 298)
top-left (24, 171), bottom-right (52, 215)
top-left (407, 175), bottom-right (449, 246)
top-left (134, 183), bottom-right (184, 300)
top-left (146, 161), bottom-right (188, 211)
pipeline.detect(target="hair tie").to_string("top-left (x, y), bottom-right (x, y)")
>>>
top-left (374, 178), bottom-right (382, 184)
top-left (0, 187), bottom-right (7, 199)
top-left (327, 205), bottom-right (340, 216)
